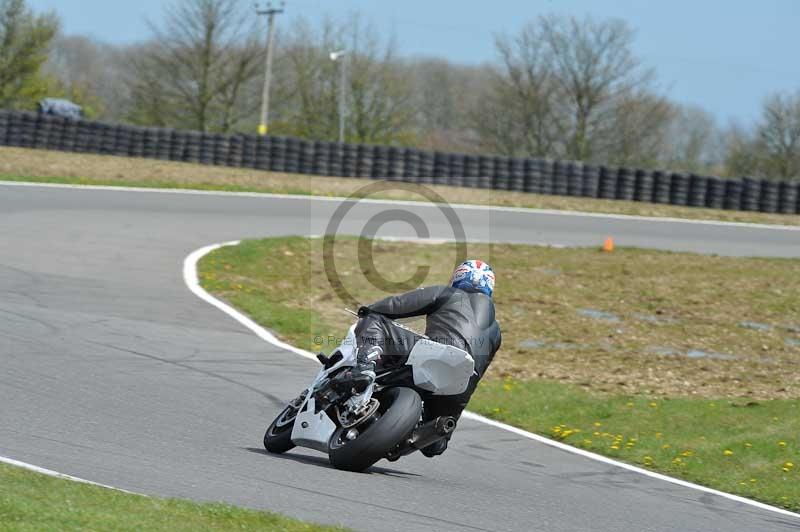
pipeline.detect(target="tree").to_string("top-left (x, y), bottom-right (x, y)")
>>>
top-left (662, 105), bottom-right (719, 173)
top-left (473, 25), bottom-right (558, 157)
top-left (406, 58), bottom-right (488, 152)
top-left (273, 14), bottom-right (415, 144)
top-left (476, 14), bottom-right (668, 164)
top-left (0, 0), bottom-right (59, 109)
top-left (756, 90), bottom-right (800, 180)
top-left (603, 89), bottom-right (672, 167)
top-left (541, 15), bottom-right (656, 161)
top-left (720, 122), bottom-right (759, 178)
top-left (126, 0), bottom-right (262, 132)
top-left (43, 34), bottom-right (129, 118)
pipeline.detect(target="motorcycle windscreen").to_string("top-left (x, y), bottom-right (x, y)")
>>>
top-left (405, 340), bottom-right (475, 396)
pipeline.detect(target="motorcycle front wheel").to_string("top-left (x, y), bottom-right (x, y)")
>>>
top-left (328, 387), bottom-right (421, 472)
top-left (264, 403), bottom-right (298, 454)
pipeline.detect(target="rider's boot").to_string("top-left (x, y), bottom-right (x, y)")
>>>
top-left (333, 346), bottom-right (381, 393)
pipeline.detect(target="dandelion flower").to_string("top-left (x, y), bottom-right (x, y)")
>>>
top-left (649, 402), bottom-right (658, 408)
top-left (723, 450), bottom-right (734, 456)
top-left (662, 444), bottom-right (671, 449)
top-left (744, 442), bottom-right (752, 448)
top-left (778, 441), bottom-right (787, 447)
top-left (593, 422), bottom-right (602, 427)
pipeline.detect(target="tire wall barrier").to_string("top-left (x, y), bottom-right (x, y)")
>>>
top-left (1, 109), bottom-right (798, 215)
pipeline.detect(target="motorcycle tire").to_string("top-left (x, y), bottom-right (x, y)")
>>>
top-left (264, 404), bottom-right (297, 454)
top-left (328, 387), bottom-right (422, 472)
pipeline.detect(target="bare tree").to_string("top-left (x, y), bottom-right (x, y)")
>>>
top-left (661, 105), bottom-right (719, 172)
top-left (406, 58), bottom-right (488, 152)
top-left (43, 34), bottom-right (130, 118)
top-left (474, 25), bottom-right (558, 156)
top-left (476, 14), bottom-right (667, 163)
top-left (604, 89), bottom-right (673, 167)
top-left (0, 0), bottom-right (59, 109)
top-left (126, 0), bottom-right (262, 132)
top-left (274, 14), bottom-right (414, 144)
top-left (757, 90), bottom-right (800, 179)
top-left (540, 15), bottom-right (657, 161)
top-left (720, 122), bottom-right (759, 177)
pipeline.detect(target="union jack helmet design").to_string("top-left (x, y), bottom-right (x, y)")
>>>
top-left (450, 259), bottom-right (495, 297)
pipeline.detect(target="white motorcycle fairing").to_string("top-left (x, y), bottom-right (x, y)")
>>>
top-left (288, 321), bottom-right (476, 451)
top-left (291, 396), bottom-right (338, 452)
top-left (290, 324), bottom-right (358, 451)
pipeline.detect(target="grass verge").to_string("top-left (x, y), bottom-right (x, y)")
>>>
top-left (197, 236), bottom-right (800, 512)
top-left (0, 462), bottom-right (346, 531)
top-left (2, 146), bottom-right (799, 226)
top-left (471, 380), bottom-right (799, 511)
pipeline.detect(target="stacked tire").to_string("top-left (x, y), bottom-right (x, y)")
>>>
top-left (724, 179), bottom-right (742, 211)
top-left (581, 164), bottom-right (599, 198)
top-left (705, 176), bottom-right (725, 209)
top-left (417, 151), bottom-right (434, 184)
top-left (741, 177), bottom-right (761, 211)
top-left (779, 181), bottom-right (799, 214)
top-left (634, 169), bottom-right (654, 202)
top-left (477, 156), bottom-right (494, 189)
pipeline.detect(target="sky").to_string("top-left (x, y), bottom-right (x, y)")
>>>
top-left (30, 0), bottom-right (800, 125)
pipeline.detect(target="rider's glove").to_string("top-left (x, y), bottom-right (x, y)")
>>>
top-left (357, 306), bottom-right (372, 318)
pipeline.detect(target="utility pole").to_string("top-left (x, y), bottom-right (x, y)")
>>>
top-left (330, 50), bottom-right (347, 143)
top-left (256, 1), bottom-right (284, 136)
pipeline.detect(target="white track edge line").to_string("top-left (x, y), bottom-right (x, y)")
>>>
top-left (184, 239), bottom-right (800, 520)
top-left (2, 179), bottom-right (798, 232)
top-left (183, 242), bottom-right (317, 362)
top-left (0, 456), bottom-right (140, 494)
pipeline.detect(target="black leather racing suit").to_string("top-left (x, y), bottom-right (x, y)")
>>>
top-left (355, 285), bottom-right (502, 444)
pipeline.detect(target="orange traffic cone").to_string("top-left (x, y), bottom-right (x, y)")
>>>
top-left (603, 237), bottom-right (615, 252)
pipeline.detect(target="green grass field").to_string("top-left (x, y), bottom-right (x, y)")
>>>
top-left (197, 236), bottom-right (800, 512)
top-left (472, 380), bottom-right (799, 509)
top-left (0, 462), bottom-right (347, 532)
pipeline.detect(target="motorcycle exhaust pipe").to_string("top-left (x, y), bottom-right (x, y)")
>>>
top-left (389, 416), bottom-right (457, 460)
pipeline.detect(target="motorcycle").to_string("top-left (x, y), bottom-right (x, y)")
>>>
top-left (263, 310), bottom-right (475, 472)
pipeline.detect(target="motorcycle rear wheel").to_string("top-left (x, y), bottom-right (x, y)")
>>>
top-left (328, 387), bottom-right (421, 472)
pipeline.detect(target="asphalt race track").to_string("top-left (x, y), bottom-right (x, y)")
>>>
top-left (1, 183), bottom-right (799, 532)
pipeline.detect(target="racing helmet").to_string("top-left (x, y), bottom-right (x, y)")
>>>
top-left (450, 259), bottom-right (495, 297)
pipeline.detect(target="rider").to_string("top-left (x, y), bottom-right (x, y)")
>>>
top-left (341, 259), bottom-right (501, 457)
